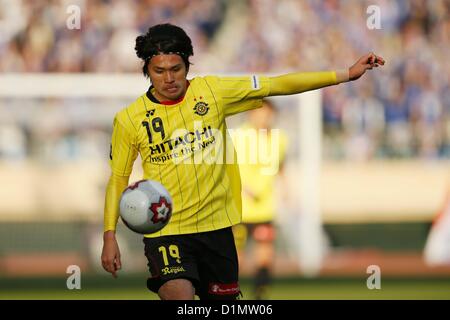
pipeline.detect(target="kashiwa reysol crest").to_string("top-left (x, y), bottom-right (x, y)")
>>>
top-left (194, 101), bottom-right (209, 116)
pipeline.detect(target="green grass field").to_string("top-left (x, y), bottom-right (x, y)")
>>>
top-left (1, 276), bottom-right (450, 300)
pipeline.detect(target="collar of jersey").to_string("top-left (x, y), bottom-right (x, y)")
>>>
top-left (146, 81), bottom-right (190, 106)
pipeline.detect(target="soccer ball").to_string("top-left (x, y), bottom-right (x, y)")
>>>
top-left (119, 179), bottom-right (173, 234)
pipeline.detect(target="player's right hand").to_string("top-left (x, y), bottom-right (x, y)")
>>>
top-left (101, 231), bottom-right (122, 278)
top-left (349, 52), bottom-right (385, 81)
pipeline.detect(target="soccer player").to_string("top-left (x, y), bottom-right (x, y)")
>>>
top-left (101, 23), bottom-right (385, 300)
top-left (232, 99), bottom-right (289, 300)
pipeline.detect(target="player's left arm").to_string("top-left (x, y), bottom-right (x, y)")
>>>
top-left (269, 52), bottom-right (385, 96)
top-left (102, 113), bottom-right (138, 278)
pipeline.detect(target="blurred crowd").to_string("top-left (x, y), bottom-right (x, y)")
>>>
top-left (0, 0), bottom-right (225, 72)
top-left (233, 0), bottom-right (450, 160)
top-left (0, 0), bottom-right (449, 161)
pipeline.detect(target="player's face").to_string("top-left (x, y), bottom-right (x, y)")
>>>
top-left (148, 54), bottom-right (188, 101)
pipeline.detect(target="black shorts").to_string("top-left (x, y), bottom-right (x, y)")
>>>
top-left (143, 227), bottom-right (240, 300)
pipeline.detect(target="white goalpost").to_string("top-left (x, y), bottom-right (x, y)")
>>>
top-left (298, 90), bottom-right (325, 276)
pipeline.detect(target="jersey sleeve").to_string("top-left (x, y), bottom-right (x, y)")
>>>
top-left (268, 71), bottom-right (338, 96)
top-left (215, 75), bottom-right (271, 117)
top-left (103, 173), bottom-right (129, 232)
top-left (104, 112), bottom-right (138, 232)
top-left (109, 113), bottom-right (139, 177)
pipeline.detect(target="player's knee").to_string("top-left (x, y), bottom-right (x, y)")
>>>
top-left (158, 278), bottom-right (195, 300)
top-left (253, 224), bottom-right (275, 242)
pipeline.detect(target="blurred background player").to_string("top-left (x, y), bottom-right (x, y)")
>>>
top-left (233, 99), bottom-right (289, 300)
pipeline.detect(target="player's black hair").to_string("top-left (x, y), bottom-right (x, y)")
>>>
top-left (135, 23), bottom-right (194, 78)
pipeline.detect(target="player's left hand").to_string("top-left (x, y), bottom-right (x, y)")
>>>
top-left (349, 52), bottom-right (385, 81)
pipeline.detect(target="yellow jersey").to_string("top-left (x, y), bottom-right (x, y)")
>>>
top-left (109, 75), bottom-right (271, 237)
top-left (105, 70), bottom-right (341, 235)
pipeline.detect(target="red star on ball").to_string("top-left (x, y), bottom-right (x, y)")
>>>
top-left (150, 197), bottom-right (172, 223)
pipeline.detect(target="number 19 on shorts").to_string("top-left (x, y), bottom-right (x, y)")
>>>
top-left (158, 244), bottom-right (181, 265)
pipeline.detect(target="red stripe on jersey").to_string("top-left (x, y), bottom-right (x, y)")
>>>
top-left (159, 81), bottom-right (190, 105)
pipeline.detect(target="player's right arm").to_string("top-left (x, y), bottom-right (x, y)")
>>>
top-left (101, 112), bottom-right (138, 277)
top-left (269, 52), bottom-right (385, 95)
top-left (214, 52), bottom-right (385, 117)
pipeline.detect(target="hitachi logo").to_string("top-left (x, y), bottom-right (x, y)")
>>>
top-left (149, 125), bottom-right (213, 155)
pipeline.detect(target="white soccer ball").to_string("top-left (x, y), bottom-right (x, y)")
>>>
top-left (119, 179), bottom-right (173, 234)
